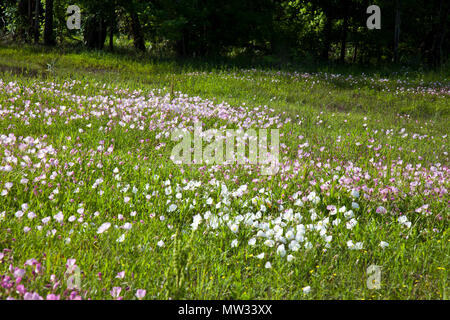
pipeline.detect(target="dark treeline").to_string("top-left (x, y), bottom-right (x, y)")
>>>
top-left (0, 0), bottom-right (448, 67)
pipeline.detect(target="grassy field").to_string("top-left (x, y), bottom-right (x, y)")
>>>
top-left (0, 45), bottom-right (448, 300)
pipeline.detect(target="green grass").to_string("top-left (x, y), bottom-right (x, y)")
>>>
top-left (0, 44), bottom-right (448, 300)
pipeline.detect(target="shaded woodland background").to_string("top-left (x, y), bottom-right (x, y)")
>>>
top-left (0, 0), bottom-right (448, 68)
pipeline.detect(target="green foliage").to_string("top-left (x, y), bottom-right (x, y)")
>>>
top-left (1, 0), bottom-right (448, 67)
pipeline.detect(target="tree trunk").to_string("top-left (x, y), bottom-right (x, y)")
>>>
top-left (130, 10), bottom-right (145, 52)
top-left (109, 23), bottom-right (114, 51)
top-left (393, 0), bottom-right (401, 63)
top-left (431, 0), bottom-right (449, 67)
top-left (84, 15), bottom-right (107, 49)
top-left (34, 0), bottom-right (40, 44)
top-left (27, 0), bottom-right (32, 42)
top-left (352, 43), bottom-right (358, 63)
top-left (0, 5), bottom-right (5, 32)
top-left (340, 9), bottom-right (349, 63)
top-left (44, 0), bottom-right (55, 45)
top-left (321, 15), bottom-right (333, 61)
top-left (109, 7), bottom-right (114, 52)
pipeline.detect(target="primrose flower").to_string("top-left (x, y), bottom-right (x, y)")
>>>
top-left (24, 292), bottom-right (43, 300)
top-left (230, 224), bottom-right (239, 233)
top-left (167, 204), bottom-right (177, 212)
top-left (351, 189), bottom-right (360, 198)
top-left (115, 233), bottom-right (125, 243)
top-left (97, 222), bottom-right (111, 234)
top-left (376, 206), bottom-right (387, 214)
top-left (276, 244), bottom-right (286, 257)
top-left (379, 241), bottom-right (389, 249)
top-left (53, 212), bottom-right (64, 223)
top-left (110, 287), bottom-right (122, 299)
top-left (136, 289), bottom-right (146, 300)
top-left (398, 216), bottom-right (411, 228)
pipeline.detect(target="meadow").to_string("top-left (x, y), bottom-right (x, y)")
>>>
top-left (0, 45), bottom-right (448, 300)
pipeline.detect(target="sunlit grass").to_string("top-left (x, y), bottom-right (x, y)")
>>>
top-left (0, 45), bottom-right (448, 300)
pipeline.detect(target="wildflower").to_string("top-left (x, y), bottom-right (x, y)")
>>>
top-left (117, 234), bottom-right (125, 243)
top-left (110, 287), bottom-right (122, 299)
top-left (136, 289), bottom-right (146, 300)
top-left (276, 244), bottom-right (286, 257)
top-left (289, 240), bottom-right (301, 251)
top-left (379, 241), bottom-right (389, 249)
top-left (346, 218), bottom-right (357, 230)
top-left (66, 259), bottom-right (77, 273)
top-left (16, 284), bottom-right (26, 295)
top-left (265, 262), bottom-right (272, 269)
top-left (351, 189), bottom-right (360, 198)
top-left (264, 239), bottom-right (275, 247)
top-left (191, 214), bottom-right (202, 230)
top-left (15, 211), bottom-right (24, 218)
top-left (53, 212), bottom-right (64, 223)
top-left (167, 204), bottom-right (177, 212)
top-left (302, 286), bottom-right (311, 294)
top-left (97, 222), bottom-right (111, 234)
top-left (376, 206), bottom-right (387, 214)
top-left (24, 292), bottom-right (43, 300)
top-left (13, 268), bottom-right (25, 279)
top-left (344, 210), bottom-right (354, 219)
top-left (398, 216), bottom-right (411, 228)
top-left (347, 240), bottom-right (363, 250)
top-left (122, 223), bottom-right (132, 230)
top-left (231, 239), bottom-right (238, 248)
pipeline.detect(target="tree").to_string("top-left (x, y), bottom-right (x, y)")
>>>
top-left (430, 0), bottom-right (449, 67)
top-left (34, 0), bottom-right (40, 43)
top-left (339, 0), bottom-right (350, 63)
top-left (44, 0), bottom-right (55, 45)
top-left (393, 0), bottom-right (401, 63)
top-left (128, 4), bottom-right (146, 51)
